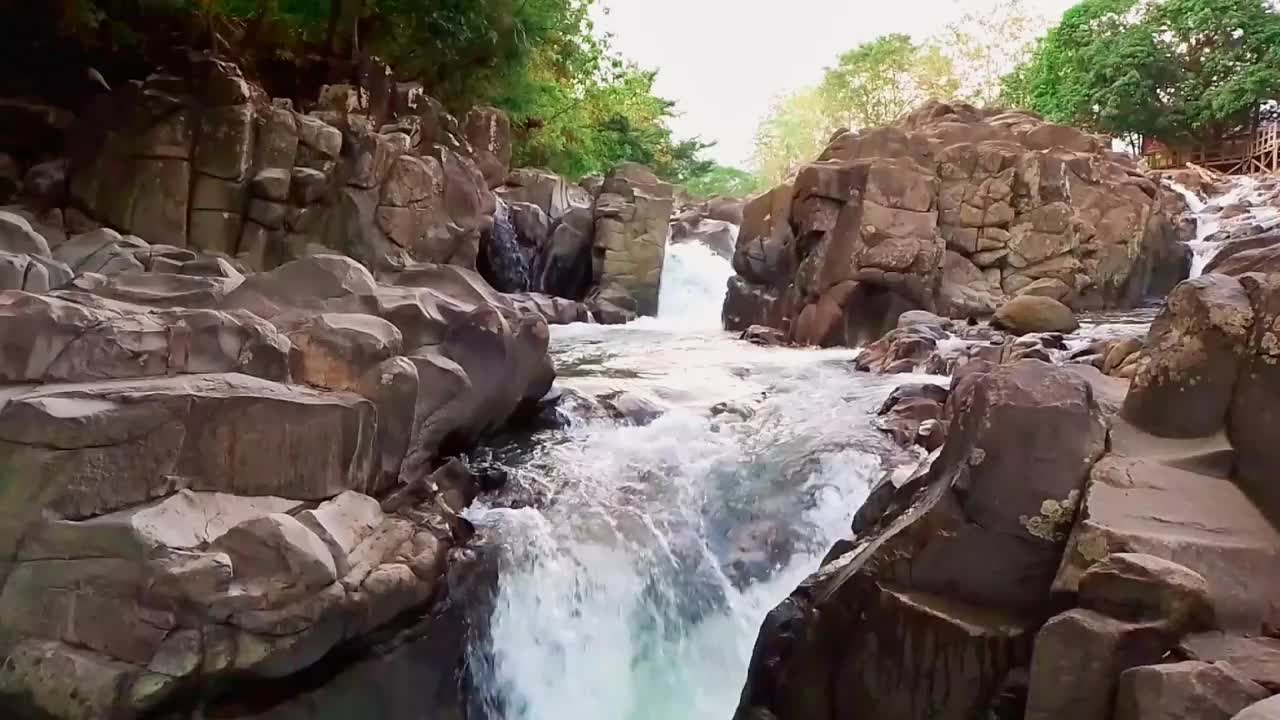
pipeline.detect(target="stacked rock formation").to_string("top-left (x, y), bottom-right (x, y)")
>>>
top-left (0, 253), bottom-right (589, 719)
top-left (0, 55), bottom-right (675, 323)
top-left (724, 101), bottom-right (1189, 347)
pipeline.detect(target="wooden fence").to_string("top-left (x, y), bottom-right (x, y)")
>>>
top-left (1145, 123), bottom-right (1280, 175)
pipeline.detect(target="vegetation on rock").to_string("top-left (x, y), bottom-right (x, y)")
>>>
top-left (8, 0), bottom-right (757, 196)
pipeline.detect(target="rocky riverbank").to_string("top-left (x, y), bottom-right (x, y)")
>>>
top-left (731, 160), bottom-right (1280, 719)
top-left (0, 51), bottom-right (693, 719)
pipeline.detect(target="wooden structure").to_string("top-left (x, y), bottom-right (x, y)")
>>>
top-left (1144, 122), bottom-right (1280, 175)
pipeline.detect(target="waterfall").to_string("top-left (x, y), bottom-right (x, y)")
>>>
top-left (653, 236), bottom-right (736, 330)
top-left (464, 315), bottom-right (930, 720)
top-left (1165, 177), bottom-right (1278, 277)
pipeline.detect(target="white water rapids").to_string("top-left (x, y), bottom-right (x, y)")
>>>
top-left (464, 240), bottom-right (930, 720)
top-left (1165, 176), bottom-right (1280, 276)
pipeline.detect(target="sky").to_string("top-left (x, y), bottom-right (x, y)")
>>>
top-left (595, 0), bottom-right (1080, 168)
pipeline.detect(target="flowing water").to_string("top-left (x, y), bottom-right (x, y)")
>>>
top-left (1165, 177), bottom-right (1280, 276)
top-left (465, 241), bottom-right (931, 720)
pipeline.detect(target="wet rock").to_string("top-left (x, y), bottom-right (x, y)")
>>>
top-left (735, 361), bottom-right (1104, 720)
top-left (598, 390), bottom-right (664, 425)
top-left (741, 324), bottom-right (787, 346)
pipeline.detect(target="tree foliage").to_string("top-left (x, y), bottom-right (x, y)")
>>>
top-left (16, 0), bottom-right (760, 192)
top-left (752, 3), bottom-right (1051, 184)
top-left (752, 34), bottom-right (960, 184)
top-left (1002, 0), bottom-right (1280, 142)
top-left (938, 0), bottom-right (1049, 106)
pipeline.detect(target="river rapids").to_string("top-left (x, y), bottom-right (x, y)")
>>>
top-left (461, 239), bottom-right (931, 720)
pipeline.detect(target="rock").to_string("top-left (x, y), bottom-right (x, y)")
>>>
top-left (1229, 273), bottom-right (1280, 521)
top-left (1018, 277), bottom-right (1071, 301)
top-left (537, 221), bottom-right (593, 299)
top-left (209, 513), bottom-right (338, 607)
top-left (1235, 697), bottom-right (1280, 720)
top-left (0, 210), bottom-right (51, 257)
top-left (1025, 609), bottom-right (1173, 720)
top-left (741, 325), bottom-right (787, 346)
top-left (296, 491), bottom-right (384, 576)
top-left (1115, 662), bottom-right (1269, 720)
top-left (1056, 417), bottom-right (1280, 632)
top-left (1181, 634), bottom-right (1280, 692)
top-left (1122, 275), bottom-right (1254, 438)
top-left (499, 168), bottom-right (593, 222)
top-left (0, 374), bottom-right (376, 543)
top-left (463, 106), bottom-right (512, 189)
top-left (251, 168), bottom-right (292, 202)
top-left (992, 295), bottom-right (1079, 334)
top-left (0, 292), bottom-right (290, 383)
top-left (1078, 553), bottom-right (1214, 631)
top-left (598, 390), bottom-right (664, 425)
top-left (594, 164), bottom-right (674, 315)
top-left (722, 100), bottom-right (1181, 341)
top-left (283, 312), bottom-right (403, 391)
top-left (22, 160), bottom-right (67, 207)
top-left (735, 361), bottom-right (1105, 720)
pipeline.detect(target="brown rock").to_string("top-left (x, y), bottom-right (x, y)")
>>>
top-left (1115, 661), bottom-right (1269, 720)
top-left (1079, 553), bottom-right (1214, 631)
top-left (993, 294), bottom-right (1079, 334)
top-left (1182, 633), bottom-right (1280, 693)
top-left (735, 361), bottom-right (1104, 720)
top-left (1122, 275), bottom-right (1254, 439)
top-left (1025, 609), bottom-right (1173, 720)
top-left (1235, 696), bottom-right (1280, 719)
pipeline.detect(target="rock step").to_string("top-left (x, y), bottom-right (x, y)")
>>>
top-left (0, 373), bottom-right (376, 571)
top-left (1058, 418), bottom-right (1280, 632)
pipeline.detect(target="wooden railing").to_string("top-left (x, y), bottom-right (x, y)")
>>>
top-left (1144, 123), bottom-right (1280, 175)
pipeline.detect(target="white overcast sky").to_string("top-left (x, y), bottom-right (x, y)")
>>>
top-left (595, 0), bottom-right (1079, 167)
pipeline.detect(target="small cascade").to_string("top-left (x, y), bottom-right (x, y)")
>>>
top-left (1164, 177), bottom-right (1280, 277)
top-left (480, 199), bottom-right (532, 292)
top-left (653, 235), bottom-right (737, 330)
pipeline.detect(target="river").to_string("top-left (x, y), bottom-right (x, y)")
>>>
top-left (463, 239), bottom-right (932, 720)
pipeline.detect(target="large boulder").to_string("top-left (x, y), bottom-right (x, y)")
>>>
top-left (735, 361), bottom-right (1105, 720)
top-left (992, 294), bottom-right (1080, 334)
top-left (721, 101), bottom-right (1181, 341)
top-left (1122, 275), bottom-right (1254, 438)
top-left (593, 164), bottom-right (675, 316)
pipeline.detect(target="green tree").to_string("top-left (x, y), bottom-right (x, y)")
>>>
top-left (752, 34), bottom-right (962, 184)
top-left (1003, 0), bottom-right (1280, 143)
top-left (679, 164), bottom-right (762, 199)
top-left (17, 0), bottom-right (729, 184)
top-left (937, 0), bottom-right (1049, 106)
top-left (752, 88), bottom-right (835, 184)
top-left (820, 34), bottom-right (960, 130)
